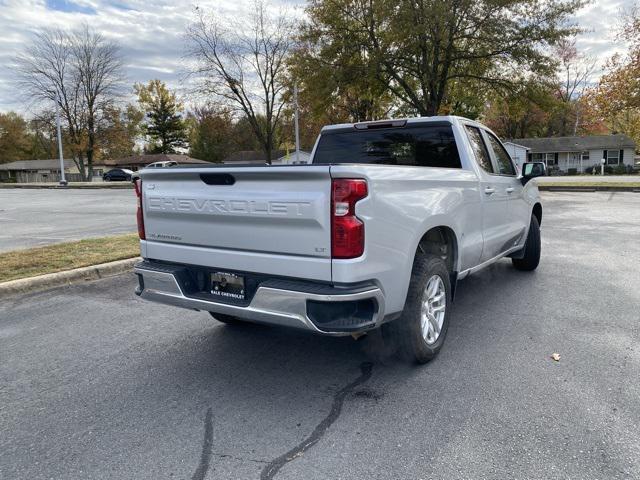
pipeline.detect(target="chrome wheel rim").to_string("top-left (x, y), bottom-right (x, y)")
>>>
top-left (420, 275), bottom-right (446, 345)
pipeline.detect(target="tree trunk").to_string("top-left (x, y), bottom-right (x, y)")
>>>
top-left (74, 152), bottom-right (88, 182)
top-left (264, 137), bottom-right (272, 164)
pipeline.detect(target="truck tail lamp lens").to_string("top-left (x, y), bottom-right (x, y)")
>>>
top-left (331, 179), bottom-right (367, 259)
top-left (133, 178), bottom-right (145, 240)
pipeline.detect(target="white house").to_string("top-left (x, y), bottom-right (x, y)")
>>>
top-left (512, 135), bottom-right (636, 173)
top-left (273, 151), bottom-right (311, 165)
top-left (503, 142), bottom-right (530, 172)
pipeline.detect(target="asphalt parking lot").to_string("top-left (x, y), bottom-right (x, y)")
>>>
top-left (0, 189), bottom-right (136, 252)
top-left (1, 191), bottom-right (639, 480)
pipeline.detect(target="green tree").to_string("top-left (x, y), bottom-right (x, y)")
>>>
top-left (587, 4), bottom-right (640, 146)
top-left (0, 112), bottom-right (32, 163)
top-left (98, 104), bottom-right (143, 160)
top-left (483, 79), bottom-right (557, 138)
top-left (288, 12), bottom-right (396, 125)
top-left (135, 80), bottom-right (187, 153)
top-left (301, 0), bottom-right (584, 116)
top-left (187, 106), bottom-right (235, 162)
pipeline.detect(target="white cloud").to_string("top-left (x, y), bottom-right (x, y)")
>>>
top-left (0, 0), bottom-right (635, 115)
top-left (0, 0), bottom-right (303, 114)
top-left (574, 0), bottom-right (635, 71)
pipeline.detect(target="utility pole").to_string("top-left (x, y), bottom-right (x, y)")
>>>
top-left (55, 92), bottom-right (68, 186)
top-left (294, 83), bottom-right (300, 164)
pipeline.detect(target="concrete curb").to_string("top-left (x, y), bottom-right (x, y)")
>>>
top-left (0, 183), bottom-right (132, 189)
top-left (538, 185), bottom-right (640, 192)
top-left (0, 257), bottom-right (140, 299)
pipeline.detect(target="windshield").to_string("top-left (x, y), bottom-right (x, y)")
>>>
top-left (313, 124), bottom-right (461, 168)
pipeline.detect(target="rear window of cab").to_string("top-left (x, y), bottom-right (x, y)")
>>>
top-left (313, 124), bottom-right (461, 168)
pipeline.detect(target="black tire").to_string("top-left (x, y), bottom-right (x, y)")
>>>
top-left (208, 312), bottom-right (244, 325)
top-left (104, 176), bottom-right (110, 182)
top-left (512, 215), bottom-right (541, 271)
top-left (388, 253), bottom-right (452, 364)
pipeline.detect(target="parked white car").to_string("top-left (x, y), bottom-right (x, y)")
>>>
top-left (145, 161), bottom-right (178, 169)
top-left (132, 116), bottom-right (545, 363)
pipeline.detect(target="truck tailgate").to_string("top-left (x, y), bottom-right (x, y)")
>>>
top-left (139, 166), bottom-right (333, 280)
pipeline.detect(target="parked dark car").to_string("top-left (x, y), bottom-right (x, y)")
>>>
top-left (103, 168), bottom-right (134, 182)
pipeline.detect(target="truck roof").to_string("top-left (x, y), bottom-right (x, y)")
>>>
top-left (320, 115), bottom-right (471, 133)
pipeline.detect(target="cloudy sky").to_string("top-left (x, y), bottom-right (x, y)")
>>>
top-left (0, 0), bottom-right (634, 115)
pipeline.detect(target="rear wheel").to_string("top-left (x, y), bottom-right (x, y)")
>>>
top-left (512, 215), bottom-right (541, 271)
top-left (208, 312), bottom-right (244, 325)
top-left (389, 253), bottom-right (451, 364)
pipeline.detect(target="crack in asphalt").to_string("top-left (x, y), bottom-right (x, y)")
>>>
top-left (211, 452), bottom-right (269, 464)
top-left (191, 407), bottom-right (214, 480)
top-left (259, 362), bottom-right (374, 480)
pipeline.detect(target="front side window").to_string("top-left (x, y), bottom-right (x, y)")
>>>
top-left (465, 126), bottom-right (494, 173)
top-left (485, 133), bottom-right (516, 175)
top-left (313, 124), bottom-right (461, 168)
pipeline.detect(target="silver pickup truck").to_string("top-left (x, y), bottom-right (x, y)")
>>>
top-left (133, 116), bottom-right (545, 363)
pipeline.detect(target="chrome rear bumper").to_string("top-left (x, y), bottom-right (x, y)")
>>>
top-left (134, 262), bottom-right (385, 335)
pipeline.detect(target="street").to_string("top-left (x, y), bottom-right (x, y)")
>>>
top-left (0, 189), bottom-right (136, 252)
top-left (1, 191), bottom-right (639, 479)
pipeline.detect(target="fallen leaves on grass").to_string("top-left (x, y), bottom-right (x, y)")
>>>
top-left (0, 234), bottom-right (139, 283)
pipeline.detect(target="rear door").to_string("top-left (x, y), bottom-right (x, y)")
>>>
top-left (464, 125), bottom-right (513, 261)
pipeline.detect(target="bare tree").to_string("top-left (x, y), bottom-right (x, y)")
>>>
top-left (554, 38), bottom-right (597, 135)
top-left (186, 1), bottom-right (295, 163)
top-left (15, 26), bottom-right (123, 180)
top-left (72, 26), bottom-right (124, 178)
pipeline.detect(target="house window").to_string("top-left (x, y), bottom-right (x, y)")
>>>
top-left (543, 153), bottom-right (557, 165)
top-left (581, 151), bottom-right (590, 162)
top-left (532, 153), bottom-right (544, 162)
top-left (606, 150), bottom-right (620, 165)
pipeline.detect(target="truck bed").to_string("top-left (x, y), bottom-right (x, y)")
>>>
top-left (139, 165), bottom-right (334, 281)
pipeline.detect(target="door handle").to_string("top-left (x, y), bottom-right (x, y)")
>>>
top-left (506, 187), bottom-right (514, 193)
top-left (484, 187), bottom-right (495, 195)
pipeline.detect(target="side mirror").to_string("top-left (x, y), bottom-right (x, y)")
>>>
top-left (521, 162), bottom-right (546, 185)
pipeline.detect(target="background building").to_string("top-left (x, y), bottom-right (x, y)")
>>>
top-left (503, 142), bottom-right (531, 172)
top-left (512, 135), bottom-right (636, 173)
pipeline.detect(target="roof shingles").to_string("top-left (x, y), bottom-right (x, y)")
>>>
top-left (512, 135), bottom-right (635, 153)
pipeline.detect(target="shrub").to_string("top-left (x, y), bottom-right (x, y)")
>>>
top-left (612, 164), bottom-right (626, 174)
top-left (567, 168), bottom-right (578, 175)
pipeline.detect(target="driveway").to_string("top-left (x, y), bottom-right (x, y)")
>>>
top-left (1, 192), bottom-right (639, 479)
top-left (0, 189), bottom-right (136, 252)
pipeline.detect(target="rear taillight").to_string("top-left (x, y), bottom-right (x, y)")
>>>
top-left (133, 178), bottom-right (145, 240)
top-left (331, 178), bottom-right (367, 259)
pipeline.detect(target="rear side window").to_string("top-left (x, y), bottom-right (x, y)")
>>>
top-left (465, 126), bottom-right (494, 173)
top-left (313, 125), bottom-right (461, 168)
top-left (485, 133), bottom-right (516, 175)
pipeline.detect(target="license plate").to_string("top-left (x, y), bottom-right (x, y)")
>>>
top-left (210, 272), bottom-right (245, 301)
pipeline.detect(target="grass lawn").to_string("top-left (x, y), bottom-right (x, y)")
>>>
top-left (539, 181), bottom-right (640, 188)
top-left (0, 234), bottom-right (139, 283)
